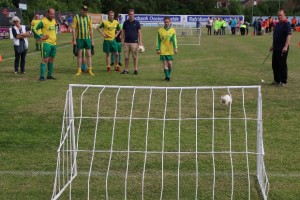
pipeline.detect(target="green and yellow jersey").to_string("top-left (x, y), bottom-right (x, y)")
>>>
top-left (156, 27), bottom-right (178, 55)
top-left (31, 19), bottom-right (42, 35)
top-left (98, 19), bottom-right (120, 40)
top-left (72, 14), bottom-right (92, 39)
top-left (34, 17), bottom-right (57, 45)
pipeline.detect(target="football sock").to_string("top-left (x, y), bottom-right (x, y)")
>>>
top-left (36, 43), bottom-right (39, 50)
top-left (40, 63), bottom-right (46, 78)
top-left (47, 62), bottom-right (54, 77)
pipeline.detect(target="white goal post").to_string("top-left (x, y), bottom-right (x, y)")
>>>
top-left (52, 85), bottom-right (269, 200)
top-left (175, 27), bottom-right (201, 46)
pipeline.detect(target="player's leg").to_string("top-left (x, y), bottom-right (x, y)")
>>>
top-left (47, 45), bottom-right (56, 79)
top-left (121, 43), bottom-right (130, 74)
top-left (111, 40), bottom-right (120, 71)
top-left (39, 43), bottom-right (50, 80)
top-left (85, 38), bottom-right (94, 75)
top-left (132, 43), bottom-right (139, 74)
top-left (117, 42), bottom-right (122, 66)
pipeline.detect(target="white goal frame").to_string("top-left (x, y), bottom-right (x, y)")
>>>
top-left (175, 27), bottom-right (201, 46)
top-left (52, 84), bottom-right (269, 200)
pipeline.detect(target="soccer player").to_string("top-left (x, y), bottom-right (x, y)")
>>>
top-left (156, 17), bottom-right (178, 81)
top-left (269, 9), bottom-right (292, 87)
top-left (72, 5), bottom-right (95, 76)
top-left (121, 9), bottom-right (143, 75)
top-left (31, 13), bottom-right (42, 51)
top-left (33, 8), bottom-right (57, 81)
top-left (97, 10), bottom-right (121, 72)
top-left (111, 22), bottom-right (123, 67)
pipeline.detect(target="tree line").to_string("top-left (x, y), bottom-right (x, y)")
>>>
top-left (1, 0), bottom-right (300, 25)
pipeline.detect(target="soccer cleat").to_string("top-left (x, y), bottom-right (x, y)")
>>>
top-left (121, 70), bottom-right (129, 74)
top-left (14, 71), bottom-right (18, 74)
top-left (107, 66), bottom-right (111, 73)
top-left (76, 69), bottom-right (82, 76)
top-left (114, 65), bottom-right (121, 72)
top-left (134, 70), bottom-right (138, 75)
top-left (47, 76), bottom-right (56, 80)
top-left (118, 62), bottom-right (122, 66)
top-left (88, 67), bottom-right (95, 75)
top-left (270, 81), bottom-right (279, 85)
top-left (165, 77), bottom-right (170, 81)
top-left (39, 76), bottom-right (45, 81)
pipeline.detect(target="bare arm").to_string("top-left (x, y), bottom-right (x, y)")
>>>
top-left (138, 29), bottom-right (143, 46)
top-left (282, 34), bottom-right (291, 53)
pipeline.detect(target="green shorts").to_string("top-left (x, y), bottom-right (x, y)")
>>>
top-left (160, 55), bottom-right (173, 61)
top-left (103, 39), bottom-right (118, 53)
top-left (41, 42), bottom-right (56, 58)
top-left (76, 38), bottom-right (92, 50)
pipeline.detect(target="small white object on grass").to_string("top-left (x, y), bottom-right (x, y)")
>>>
top-left (261, 79), bottom-right (265, 83)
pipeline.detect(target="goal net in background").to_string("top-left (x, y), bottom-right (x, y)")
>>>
top-left (52, 85), bottom-right (269, 200)
top-left (175, 27), bottom-right (201, 46)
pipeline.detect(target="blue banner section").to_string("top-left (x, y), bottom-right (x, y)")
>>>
top-left (125, 15), bottom-right (181, 22)
top-left (124, 14), bottom-right (244, 24)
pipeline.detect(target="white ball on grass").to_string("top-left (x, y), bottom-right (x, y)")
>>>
top-left (220, 94), bottom-right (232, 106)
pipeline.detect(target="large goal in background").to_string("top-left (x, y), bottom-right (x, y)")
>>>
top-left (51, 84), bottom-right (269, 200)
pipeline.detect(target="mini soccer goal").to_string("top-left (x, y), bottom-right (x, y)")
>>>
top-left (52, 85), bottom-right (269, 200)
top-left (176, 27), bottom-right (201, 46)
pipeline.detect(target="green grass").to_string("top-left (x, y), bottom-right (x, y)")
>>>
top-left (0, 27), bottom-right (300, 199)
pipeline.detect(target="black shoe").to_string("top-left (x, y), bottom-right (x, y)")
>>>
top-left (39, 76), bottom-right (45, 81)
top-left (270, 81), bottom-right (279, 85)
top-left (165, 77), bottom-right (170, 81)
top-left (134, 70), bottom-right (138, 75)
top-left (277, 82), bottom-right (286, 87)
top-left (47, 76), bottom-right (56, 80)
top-left (118, 62), bottom-right (122, 66)
top-left (121, 70), bottom-right (129, 74)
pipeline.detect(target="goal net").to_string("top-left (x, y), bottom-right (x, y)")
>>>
top-left (52, 85), bottom-right (269, 200)
top-left (176, 27), bottom-right (201, 46)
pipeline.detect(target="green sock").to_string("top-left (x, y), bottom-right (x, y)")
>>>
top-left (118, 52), bottom-right (121, 63)
top-left (111, 54), bottom-right (115, 64)
top-left (47, 62), bottom-right (54, 77)
top-left (40, 63), bottom-right (46, 78)
top-left (164, 69), bottom-right (169, 78)
top-left (168, 68), bottom-right (172, 77)
top-left (36, 43), bottom-right (39, 50)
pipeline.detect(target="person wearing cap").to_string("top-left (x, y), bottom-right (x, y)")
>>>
top-left (72, 5), bottom-right (95, 75)
top-left (97, 10), bottom-right (121, 72)
top-left (11, 16), bottom-right (31, 74)
top-left (33, 8), bottom-right (58, 81)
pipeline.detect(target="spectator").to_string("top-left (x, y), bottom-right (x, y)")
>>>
top-left (121, 9), bottom-right (143, 75)
top-left (269, 9), bottom-right (292, 87)
top-left (31, 14), bottom-right (42, 50)
top-left (11, 16), bottom-right (31, 74)
top-left (206, 17), bottom-right (213, 35)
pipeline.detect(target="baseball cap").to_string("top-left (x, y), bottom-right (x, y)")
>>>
top-left (82, 5), bottom-right (88, 11)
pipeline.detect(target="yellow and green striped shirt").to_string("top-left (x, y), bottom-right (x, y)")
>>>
top-left (72, 14), bottom-right (92, 39)
top-left (98, 19), bottom-right (120, 40)
top-left (34, 17), bottom-right (57, 45)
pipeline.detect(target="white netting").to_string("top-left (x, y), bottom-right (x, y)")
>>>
top-left (52, 85), bottom-right (269, 200)
top-left (175, 27), bottom-right (201, 46)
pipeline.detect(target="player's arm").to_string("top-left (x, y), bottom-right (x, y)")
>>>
top-left (97, 23), bottom-right (108, 38)
top-left (156, 31), bottom-right (161, 54)
top-left (283, 24), bottom-right (292, 53)
top-left (71, 16), bottom-right (77, 45)
top-left (171, 31), bottom-right (178, 53)
top-left (138, 27), bottom-right (144, 46)
top-left (89, 17), bottom-right (94, 46)
top-left (115, 23), bottom-right (121, 38)
top-left (33, 21), bottom-right (47, 40)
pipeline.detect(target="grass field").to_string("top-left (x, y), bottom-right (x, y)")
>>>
top-left (0, 27), bottom-right (300, 199)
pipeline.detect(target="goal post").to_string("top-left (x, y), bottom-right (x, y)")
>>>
top-left (52, 84), bottom-right (269, 200)
top-left (175, 27), bottom-right (201, 46)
